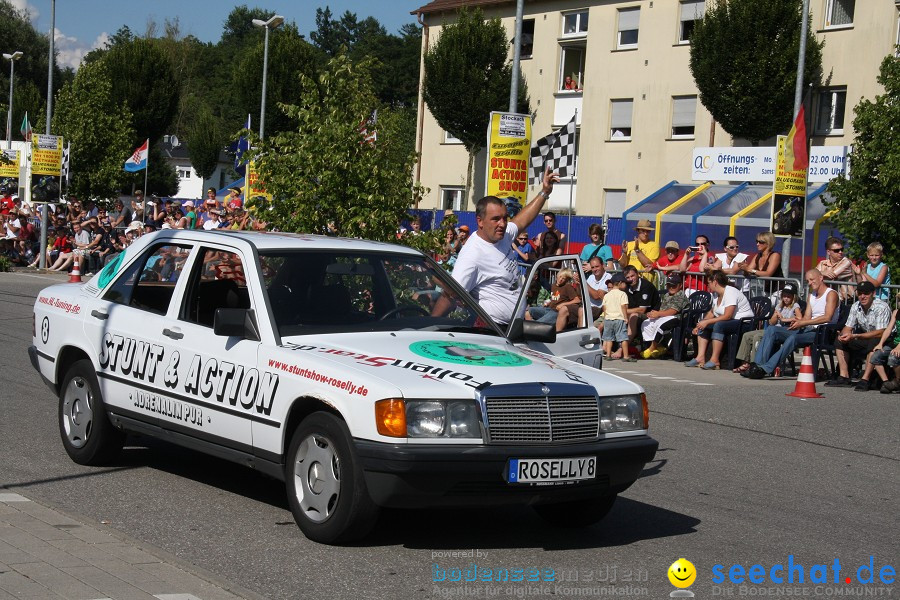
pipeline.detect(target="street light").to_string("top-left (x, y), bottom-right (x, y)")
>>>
top-left (3, 51), bottom-right (23, 149)
top-left (251, 15), bottom-right (284, 141)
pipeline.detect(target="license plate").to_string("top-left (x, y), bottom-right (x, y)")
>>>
top-left (507, 456), bottom-right (596, 484)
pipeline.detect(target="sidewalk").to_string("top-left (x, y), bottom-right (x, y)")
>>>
top-left (0, 491), bottom-right (264, 600)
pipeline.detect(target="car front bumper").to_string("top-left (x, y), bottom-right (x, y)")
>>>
top-left (354, 435), bottom-right (658, 508)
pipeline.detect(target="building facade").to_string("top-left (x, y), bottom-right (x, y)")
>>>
top-left (412, 0), bottom-right (899, 216)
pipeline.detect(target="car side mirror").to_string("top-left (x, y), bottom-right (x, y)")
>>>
top-left (507, 317), bottom-right (556, 344)
top-left (213, 308), bottom-right (260, 341)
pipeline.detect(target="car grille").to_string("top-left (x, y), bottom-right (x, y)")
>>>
top-left (485, 396), bottom-right (599, 444)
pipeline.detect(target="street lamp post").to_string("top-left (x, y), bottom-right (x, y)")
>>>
top-left (251, 15), bottom-right (284, 141)
top-left (3, 51), bottom-right (23, 149)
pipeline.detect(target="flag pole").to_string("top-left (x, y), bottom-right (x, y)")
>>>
top-left (141, 138), bottom-right (149, 218)
top-left (565, 110), bottom-right (577, 253)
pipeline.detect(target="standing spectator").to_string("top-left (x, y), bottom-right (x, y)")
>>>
top-left (580, 223), bottom-right (612, 271)
top-left (585, 257), bottom-right (612, 323)
top-left (436, 227), bottom-right (458, 268)
top-left (824, 281), bottom-right (891, 390)
top-left (407, 215), bottom-right (423, 236)
top-left (640, 273), bottom-right (689, 359)
top-left (685, 270), bottom-right (754, 369)
top-left (618, 220), bottom-right (660, 280)
top-left (203, 209), bottom-right (224, 230)
top-left (623, 264), bottom-right (661, 352)
top-left (0, 185), bottom-right (14, 215)
top-left (855, 242), bottom-right (890, 301)
top-left (453, 225), bottom-right (469, 254)
top-left (131, 190), bottom-right (146, 224)
top-left (182, 200), bottom-right (197, 229)
top-left (535, 212), bottom-right (566, 291)
top-left (601, 273), bottom-right (631, 361)
top-left (109, 199), bottom-right (131, 229)
top-left (679, 234), bottom-right (714, 293)
top-left (655, 241), bottom-right (683, 273)
top-left (512, 230), bottom-right (534, 277)
top-left (225, 186), bottom-right (243, 209)
top-left (737, 231), bottom-right (783, 296)
top-left (733, 283), bottom-right (801, 374)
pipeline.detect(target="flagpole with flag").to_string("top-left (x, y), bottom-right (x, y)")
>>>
top-left (124, 138), bottom-right (149, 218)
top-left (566, 110), bottom-right (578, 253)
top-left (20, 112), bottom-right (32, 143)
top-left (785, 105), bottom-right (809, 275)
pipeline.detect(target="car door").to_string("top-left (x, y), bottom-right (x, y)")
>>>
top-left (509, 254), bottom-right (603, 368)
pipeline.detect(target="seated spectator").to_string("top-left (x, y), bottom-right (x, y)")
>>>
top-left (868, 299), bottom-right (900, 393)
top-left (407, 216), bottom-right (423, 236)
top-left (855, 242), bottom-right (890, 301)
top-left (512, 230), bottom-right (534, 277)
top-left (618, 220), bottom-right (659, 281)
top-left (679, 234), bottom-right (714, 294)
top-left (655, 240), bottom-right (683, 273)
top-left (712, 236), bottom-right (748, 275)
top-left (182, 200), bottom-right (198, 229)
top-left (226, 186), bottom-right (243, 209)
top-left (816, 235), bottom-right (855, 300)
top-left (47, 229), bottom-right (76, 271)
top-left (601, 273), bottom-right (631, 361)
top-left (685, 270), bottom-right (754, 369)
top-left (824, 281), bottom-right (891, 390)
top-left (585, 257), bottom-right (612, 323)
top-left (110, 199), bottom-right (131, 229)
top-left (640, 273), bottom-right (688, 359)
top-left (736, 231), bottom-right (783, 296)
top-left (747, 269), bottom-right (838, 379)
top-left (525, 268), bottom-right (581, 332)
top-left (203, 209), bottom-right (224, 230)
top-left (580, 223), bottom-right (612, 271)
top-left (733, 282), bottom-right (801, 374)
top-left (623, 264), bottom-right (661, 350)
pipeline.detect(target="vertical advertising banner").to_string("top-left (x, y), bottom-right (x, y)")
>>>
top-left (31, 134), bottom-right (63, 202)
top-left (0, 149), bottom-right (19, 191)
top-left (772, 135), bottom-right (807, 238)
top-left (485, 112), bottom-right (532, 206)
top-left (244, 161), bottom-right (272, 208)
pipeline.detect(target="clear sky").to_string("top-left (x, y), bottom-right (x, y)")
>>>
top-left (15, 0), bottom-right (419, 70)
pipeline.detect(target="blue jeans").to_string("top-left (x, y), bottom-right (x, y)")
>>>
top-left (698, 318), bottom-right (744, 342)
top-left (754, 326), bottom-right (816, 374)
top-left (528, 306), bottom-right (559, 325)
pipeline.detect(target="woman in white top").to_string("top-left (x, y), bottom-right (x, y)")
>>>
top-left (713, 235), bottom-right (750, 292)
top-left (685, 270), bottom-right (754, 369)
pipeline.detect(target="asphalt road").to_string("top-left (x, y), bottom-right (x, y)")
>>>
top-left (2, 271), bottom-right (897, 600)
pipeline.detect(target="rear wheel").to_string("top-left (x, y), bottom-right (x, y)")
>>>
top-left (58, 359), bottom-right (124, 465)
top-left (285, 412), bottom-right (379, 544)
top-left (532, 494), bottom-right (617, 528)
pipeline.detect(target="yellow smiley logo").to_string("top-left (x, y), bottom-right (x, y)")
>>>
top-left (668, 558), bottom-right (697, 588)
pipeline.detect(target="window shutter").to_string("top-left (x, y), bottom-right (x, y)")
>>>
top-left (672, 97), bottom-right (697, 127)
top-left (611, 100), bottom-right (633, 128)
top-left (680, 0), bottom-right (705, 21)
top-left (618, 8), bottom-right (640, 32)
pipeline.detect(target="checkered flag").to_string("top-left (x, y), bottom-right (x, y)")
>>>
top-left (61, 142), bottom-right (71, 187)
top-left (530, 114), bottom-right (577, 185)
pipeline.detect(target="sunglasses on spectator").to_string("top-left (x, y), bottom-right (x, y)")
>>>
top-left (830, 247), bottom-right (844, 252)
top-left (725, 245), bottom-right (739, 250)
top-left (756, 240), bottom-right (766, 244)
top-left (544, 218), bottom-right (554, 223)
top-left (695, 242), bottom-right (709, 246)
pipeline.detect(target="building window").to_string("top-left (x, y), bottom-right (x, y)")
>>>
top-left (671, 96), bottom-right (697, 138)
top-left (559, 44), bottom-right (586, 91)
top-left (679, 0), bottom-right (705, 43)
top-left (604, 189), bottom-right (627, 219)
top-left (562, 10), bottom-right (589, 36)
top-left (441, 186), bottom-right (464, 211)
top-left (815, 87), bottom-right (846, 135)
top-left (519, 19), bottom-right (535, 59)
top-left (825, 0), bottom-right (854, 27)
top-left (610, 99), bottom-right (633, 140)
top-left (178, 169), bottom-right (191, 179)
top-left (617, 7), bottom-right (640, 49)
top-left (443, 130), bottom-right (462, 144)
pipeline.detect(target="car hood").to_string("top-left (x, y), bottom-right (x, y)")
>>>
top-left (278, 331), bottom-right (640, 398)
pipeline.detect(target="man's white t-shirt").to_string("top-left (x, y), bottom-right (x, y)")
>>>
top-left (587, 272), bottom-right (612, 308)
top-left (452, 223), bottom-right (522, 325)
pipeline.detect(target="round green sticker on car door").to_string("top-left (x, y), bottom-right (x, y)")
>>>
top-left (409, 341), bottom-right (531, 367)
top-left (96, 252), bottom-right (124, 289)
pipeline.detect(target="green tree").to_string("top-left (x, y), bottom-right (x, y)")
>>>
top-left (689, 0), bottom-right (823, 144)
top-left (248, 54), bottom-right (417, 243)
top-left (185, 103), bottom-right (225, 180)
top-left (51, 61), bottom-right (134, 201)
top-left (826, 53), bottom-right (900, 273)
top-left (423, 8), bottom-right (530, 206)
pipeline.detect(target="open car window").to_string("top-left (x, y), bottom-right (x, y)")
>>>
top-left (102, 243), bottom-right (192, 316)
top-left (261, 250), bottom-right (500, 337)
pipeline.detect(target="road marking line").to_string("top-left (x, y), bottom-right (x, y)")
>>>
top-left (651, 376), bottom-right (676, 379)
top-left (0, 493), bottom-right (30, 502)
top-left (690, 382), bottom-right (715, 386)
top-left (156, 595), bottom-right (204, 600)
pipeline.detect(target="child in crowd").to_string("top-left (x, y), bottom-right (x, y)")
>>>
top-left (856, 242), bottom-right (890, 301)
top-left (862, 297), bottom-right (900, 393)
top-left (601, 272), bottom-right (632, 361)
top-left (733, 283), bottom-right (802, 374)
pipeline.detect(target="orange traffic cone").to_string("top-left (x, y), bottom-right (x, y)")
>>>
top-left (786, 346), bottom-right (823, 399)
top-left (68, 256), bottom-right (83, 283)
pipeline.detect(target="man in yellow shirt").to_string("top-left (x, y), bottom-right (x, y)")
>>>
top-left (618, 219), bottom-right (660, 280)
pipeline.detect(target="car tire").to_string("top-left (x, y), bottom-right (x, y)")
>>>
top-left (58, 359), bottom-right (124, 465)
top-left (285, 412), bottom-right (379, 544)
top-left (532, 494), bottom-right (617, 528)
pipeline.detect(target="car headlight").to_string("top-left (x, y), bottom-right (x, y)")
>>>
top-left (375, 398), bottom-right (482, 439)
top-left (599, 394), bottom-right (644, 432)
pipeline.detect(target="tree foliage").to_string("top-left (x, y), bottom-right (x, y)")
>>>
top-left (689, 0), bottom-right (823, 144)
top-left (185, 104), bottom-right (225, 181)
top-left (52, 61), bottom-right (134, 201)
top-left (248, 54), bottom-right (417, 243)
top-left (825, 53), bottom-right (900, 274)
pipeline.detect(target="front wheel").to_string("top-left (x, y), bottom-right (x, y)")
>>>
top-left (285, 412), bottom-right (379, 544)
top-left (532, 494), bottom-right (617, 528)
top-left (58, 359), bottom-right (124, 465)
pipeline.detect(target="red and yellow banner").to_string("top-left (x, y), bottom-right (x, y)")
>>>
top-left (244, 161), bottom-right (272, 208)
top-left (32, 134), bottom-right (63, 176)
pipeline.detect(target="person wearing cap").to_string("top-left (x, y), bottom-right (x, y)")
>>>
top-left (747, 269), bottom-right (839, 380)
top-left (640, 273), bottom-right (689, 359)
top-left (733, 283), bottom-right (802, 374)
top-left (226, 187), bottom-right (243, 210)
top-left (824, 280), bottom-right (891, 390)
top-left (203, 209), bottom-right (224, 230)
top-left (0, 184), bottom-right (15, 215)
top-left (618, 219), bottom-right (660, 280)
top-left (654, 240), bottom-right (683, 273)
top-left (452, 225), bottom-right (469, 255)
top-left (182, 200), bottom-right (197, 229)
top-left (432, 167), bottom-right (559, 327)
top-left (601, 273), bottom-right (631, 360)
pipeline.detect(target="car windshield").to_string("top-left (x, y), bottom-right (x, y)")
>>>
top-left (259, 250), bottom-right (501, 337)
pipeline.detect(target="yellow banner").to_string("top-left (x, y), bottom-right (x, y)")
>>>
top-left (0, 149), bottom-right (18, 178)
top-left (772, 135), bottom-right (807, 238)
top-left (32, 134), bottom-right (63, 176)
top-left (244, 161), bottom-right (272, 208)
top-left (774, 135), bottom-right (807, 197)
top-left (485, 112), bottom-right (532, 206)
